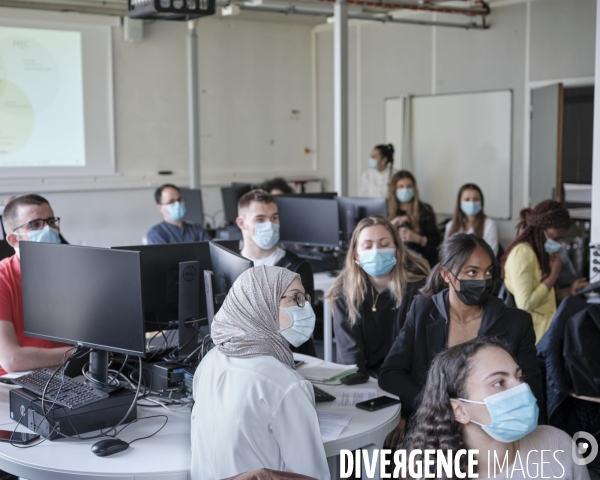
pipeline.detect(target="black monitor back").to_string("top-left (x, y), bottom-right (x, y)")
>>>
top-left (338, 197), bottom-right (388, 241)
top-left (221, 185), bottom-right (252, 224)
top-left (209, 241), bottom-right (253, 315)
top-left (279, 192), bottom-right (338, 200)
top-left (179, 188), bottom-right (204, 226)
top-left (276, 196), bottom-right (340, 248)
top-left (0, 240), bottom-right (13, 261)
top-left (115, 242), bottom-right (212, 332)
top-left (20, 242), bottom-right (145, 356)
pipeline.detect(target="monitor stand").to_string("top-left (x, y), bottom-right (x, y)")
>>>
top-left (87, 350), bottom-right (123, 394)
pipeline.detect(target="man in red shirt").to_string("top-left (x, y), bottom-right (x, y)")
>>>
top-left (0, 194), bottom-right (71, 376)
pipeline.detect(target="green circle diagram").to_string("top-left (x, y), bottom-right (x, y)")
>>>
top-left (0, 79), bottom-right (35, 161)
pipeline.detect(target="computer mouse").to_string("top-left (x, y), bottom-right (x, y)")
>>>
top-left (341, 372), bottom-right (369, 385)
top-left (91, 438), bottom-right (130, 457)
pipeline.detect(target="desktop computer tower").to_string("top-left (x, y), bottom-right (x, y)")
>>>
top-left (9, 387), bottom-right (137, 440)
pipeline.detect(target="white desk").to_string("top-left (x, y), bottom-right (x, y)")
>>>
top-left (296, 354), bottom-right (400, 480)
top-left (314, 271), bottom-right (337, 362)
top-left (0, 355), bottom-right (399, 480)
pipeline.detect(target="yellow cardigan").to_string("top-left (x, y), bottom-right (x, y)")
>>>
top-left (504, 242), bottom-right (556, 343)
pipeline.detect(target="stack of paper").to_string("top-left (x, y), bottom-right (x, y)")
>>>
top-left (334, 388), bottom-right (377, 408)
top-left (298, 361), bottom-right (357, 382)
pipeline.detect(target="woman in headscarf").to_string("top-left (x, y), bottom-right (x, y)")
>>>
top-left (190, 266), bottom-right (330, 480)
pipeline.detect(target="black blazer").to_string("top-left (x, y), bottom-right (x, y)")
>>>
top-left (378, 290), bottom-right (545, 419)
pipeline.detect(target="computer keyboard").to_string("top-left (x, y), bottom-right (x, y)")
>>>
top-left (576, 281), bottom-right (600, 296)
top-left (12, 368), bottom-right (110, 410)
top-left (313, 385), bottom-right (336, 403)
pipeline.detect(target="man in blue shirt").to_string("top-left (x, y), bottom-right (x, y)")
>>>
top-left (147, 184), bottom-right (211, 244)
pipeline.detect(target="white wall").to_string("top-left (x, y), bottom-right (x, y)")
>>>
top-left (314, 0), bottom-right (596, 246)
top-left (0, 11), bottom-right (317, 247)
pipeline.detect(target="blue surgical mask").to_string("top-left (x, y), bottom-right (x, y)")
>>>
top-left (459, 383), bottom-right (539, 443)
top-left (368, 158), bottom-right (379, 170)
top-left (26, 225), bottom-right (61, 244)
top-left (461, 201), bottom-right (483, 217)
top-left (252, 222), bottom-right (280, 250)
top-left (544, 233), bottom-right (562, 254)
top-left (359, 248), bottom-right (397, 277)
top-left (395, 188), bottom-right (414, 203)
top-left (279, 303), bottom-right (316, 347)
top-left (166, 201), bottom-right (186, 222)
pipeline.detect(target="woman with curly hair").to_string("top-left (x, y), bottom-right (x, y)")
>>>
top-left (401, 337), bottom-right (589, 479)
top-left (327, 216), bottom-right (430, 378)
top-left (501, 200), bottom-right (587, 342)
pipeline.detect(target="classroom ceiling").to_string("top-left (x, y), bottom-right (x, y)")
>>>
top-left (0, 0), bottom-right (490, 27)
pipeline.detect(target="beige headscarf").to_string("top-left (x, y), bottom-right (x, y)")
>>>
top-left (210, 266), bottom-right (299, 370)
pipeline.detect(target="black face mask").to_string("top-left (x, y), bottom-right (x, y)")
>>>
top-left (450, 273), bottom-right (494, 306)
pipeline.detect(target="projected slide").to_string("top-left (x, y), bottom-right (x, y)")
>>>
top-left (0, 26), bottom-right (86, 168)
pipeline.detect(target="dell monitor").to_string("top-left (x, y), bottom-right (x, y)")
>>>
top-left (221, 185), bottom-right (252, 225)
top-left (279, 192), bottom-right (338, 200)
top-left (338, 197), bottom-right (388, 242)
top-left (179, 188), bottom-right (204, 226)
top-left (276, 196), bottom-right (340, 248)
top-left (114, 242), bottom-right (212, 333)
top-left (205, 241), bottom-right (253, 326)
top-left (20, 242), bottom-right (145, 386)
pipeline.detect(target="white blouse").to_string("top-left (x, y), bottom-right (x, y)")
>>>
top-left (191, 349), bottom-right (330, 480)
top-left (444, 217), bottom-right (499, 255)
top-left (360, 167), bottom-right (397, 198)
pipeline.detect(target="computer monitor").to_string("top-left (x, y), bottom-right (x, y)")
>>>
top-left (20, 242), bottom-right (145, 385)
top-left (0, 240), bottom-right (13, 261)
top-left (115, 242), bottom-right (212, 332)
top-left (205, 241), bottom-right (253, 326)
top-left (231, 182), bottom-right (259, 190)
top-left (276, 196), bottom-right (340, 248)
top-left (221, 185), bottom-right (252, 225)
top-left (338, 196), bottom-right (388, 241)
top-left (279, 192), bottom-right (338, 200)
top-left (179, 188), bottom-right (204, 226)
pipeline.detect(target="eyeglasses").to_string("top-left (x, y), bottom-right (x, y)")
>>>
top-left (160, 197), bottom-right (184, 206)
top-left (281, 292), bottom-right (311, 308)
top-left (12, 217), bottom-right (60, 234)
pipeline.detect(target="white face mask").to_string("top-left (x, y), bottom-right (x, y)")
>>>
top-left (252, 222), bottom-right (280, 250)
top-left (279, 303), bottom-right (316, 347)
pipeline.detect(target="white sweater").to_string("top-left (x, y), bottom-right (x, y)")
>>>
top-left (445, 217), bottom-right (499, 255)
top-left (191, 349), bottom-right (330, 480)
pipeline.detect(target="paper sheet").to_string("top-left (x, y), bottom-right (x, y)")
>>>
top-left (334, 388), bottom-right (377, 408)
top-left (298, 362), bottom-right (357, 382)
top-left (317, 410), bottom-right (356, 442)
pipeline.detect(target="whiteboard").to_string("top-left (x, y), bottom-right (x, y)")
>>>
top-left (410, 90), bottom-right (512, 219)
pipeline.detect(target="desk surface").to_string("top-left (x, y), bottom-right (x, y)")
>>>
top-left (0, 356), bottom-right (399, 480)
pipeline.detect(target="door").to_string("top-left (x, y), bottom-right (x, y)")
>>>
top-left (530, 83), bottom-right (564, 206)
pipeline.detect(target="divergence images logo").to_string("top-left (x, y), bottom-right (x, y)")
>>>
top-left (572, 431), bottom-right (598, 465)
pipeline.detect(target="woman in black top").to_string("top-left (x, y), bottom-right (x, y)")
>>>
top-left (327, 216), bottom-right (430, 377)
top-left (378, 233), bottom-right (543, 447)
top-left (388, 170), bottom-right (440, 266)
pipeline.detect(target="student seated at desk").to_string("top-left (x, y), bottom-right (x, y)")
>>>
top-left (327, 216), bottom-right (429, 377)
top-left (191, 266), bottom-right (329, 480)
top-left (0, 195), bottom-right (72, 375)
top-left (146, 184), bottom-right (211, 245)
top-left (401, 337), bottom-right (589, 480)
top-left (237, 189), bottom-right (316, 356)
top-left (444, 183), bottom-right (499, 256)
top-left (388, 170), bottom-right (440, 267)
top-left (501, 200), bottom-right (587, 343)
top-left (378, 233), bottom-right (543, 447)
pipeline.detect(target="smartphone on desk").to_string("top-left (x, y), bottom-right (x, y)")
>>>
top-left (0, 430), bottom-right (39, 445)
top-left (355, 395), bottom-right (400, 412)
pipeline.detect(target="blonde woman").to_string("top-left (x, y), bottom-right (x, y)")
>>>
top-left (387, 170), bottom-right (440, 266)
top-left (327, 216), bottom-right (429, 377)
